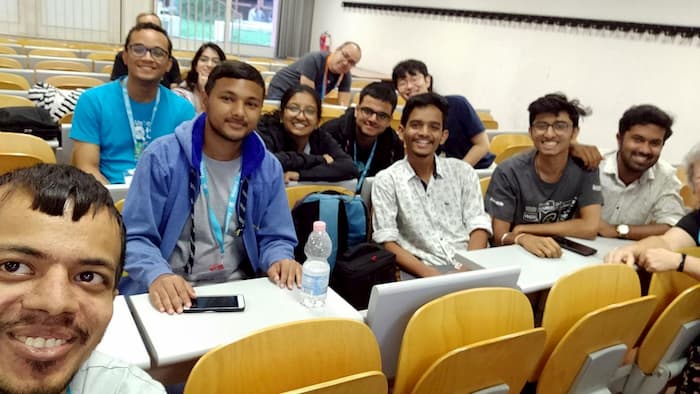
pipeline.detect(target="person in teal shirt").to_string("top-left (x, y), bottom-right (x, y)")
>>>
top-left (71, 22), bottom-right (194, 184)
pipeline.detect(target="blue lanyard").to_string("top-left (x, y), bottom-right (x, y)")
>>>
top-left (353, 140), bottom-right (377, 193)
top-left (121, 77), bottom-right (161, 160)
top-left (199, 158), bottom-right (241, 259)
top-left (320, 55), bottom-right (344, 101)
top-left (66, 387), bottom-right (72, 394)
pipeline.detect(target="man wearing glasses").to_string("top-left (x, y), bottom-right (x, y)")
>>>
top-left (71, 22), bottom-right (195, 185)
top-left (110, 12), bottom-right (182, 88)
top-left (321, 82), bottom-right (404, 192)
top-left (267, 42), bottom-right (361, 106)
top-left (485, 93), bottom-right (603, 258)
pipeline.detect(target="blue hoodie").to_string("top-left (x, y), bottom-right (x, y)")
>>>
top-left (120, 114), bottom-right (297, 295)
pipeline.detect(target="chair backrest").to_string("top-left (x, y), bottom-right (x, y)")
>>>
top-left (35, 60), bottom-right (90, 72)
top-left (477, 110), bottom-right (499, 129)
top-left (28, 48), bottom-right (78, 58)
top-left (17, 38), bottom-right (69, 48)
top-left (479, 176), bottom-right (490, 197)
top-left (100, 64), bottom-right (113, 74)
top-left (0, 57), bottom-right (22, 69)
top-left (393, 287), bottom-right (535, 394)
top-left (636, 283), bottom-right (700, 374)
top-left (532, 264), bottom-right (641, 381)
top-left (0, 131), bottom-right (56, 174)
top-left (285, 184), bottom-right (354, 210)
top-left (412, 328), bottom-right (546, 394)
top-left (0, 72), bottom-right (30, 90)
top-left (59, 112), bottom-right (73, 124)
top-left (262, 100), bottom-right (280, 114)
top-left (680, 184), bottom-right (698, 209)
top-left (489, 133), bottom-right (532, 156)
top-left (44, 75), bottom-right (102, 89)
top-left (282, 371), bottom-right (387, 394)
top-left (114, 199), bottom-right (125, 213)
top-left (320, 105), bottom-right (347, 125)
top-left (0, 94), bottom-right (34, 108)
top-left (647, 269), bottom-right (699, 326)
top-left (494, 143), bottom-right (533, 164)
top-left (183, 318), bottom-right (381, 394)
top-left (86, 51), bottom-right (116, 61)
top-left (0, 46), bottom-right (17, 54)
top-left (536, 295), bottom-right (657, 394)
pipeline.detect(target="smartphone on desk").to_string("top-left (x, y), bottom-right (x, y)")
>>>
top-left (183, 295), bottom-right (246, 313)
top-left (552, 236), bottom-right (597, 256)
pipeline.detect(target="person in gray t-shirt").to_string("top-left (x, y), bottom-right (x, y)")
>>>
top-left (485, 93), bottom-right (603, 258)
top-left (267, 42), bottom-right (361, 106)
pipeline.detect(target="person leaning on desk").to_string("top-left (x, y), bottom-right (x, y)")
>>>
top-left (119, 61), bottom-right (302, 315)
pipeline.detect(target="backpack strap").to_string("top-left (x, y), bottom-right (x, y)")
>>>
top-left (318, 197), bottom-right (340, 269)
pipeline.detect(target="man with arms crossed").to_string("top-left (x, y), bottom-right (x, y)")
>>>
top-left (485, 93), bottom-right (602, 257)
top-left (321, 82), bottom-right (404, 191)
top-left (71, 22), bottom-right (194, 184)
top-left (598, 104), bottom-right (684, 240)
top-left (372, 92), bottom-right (491, 278)
top-left (267, 42), bottom-right (361, 106)
top-left (121, 61), bottom-right (301, 314)
top-left (0, 164), bottom-right (163, 394)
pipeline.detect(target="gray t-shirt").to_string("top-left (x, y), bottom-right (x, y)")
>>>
top-left (485, 150), bottom-right (603, 226)
top-left (267, 51), bottom-right (352, 99)
top-left (170, 155), bottom-right (246, 284)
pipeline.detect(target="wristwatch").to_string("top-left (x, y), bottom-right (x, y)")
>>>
top-left (616, 224), bottom-right (630, 239)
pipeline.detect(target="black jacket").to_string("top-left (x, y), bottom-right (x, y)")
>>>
top-left (110, 51), bottom-right (182, 87)
top-left (257, 114), bottom-right (358, 182)
top-left (320, 107), bottom-right (404, 177)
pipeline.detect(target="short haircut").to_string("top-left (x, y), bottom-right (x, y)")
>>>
top-left (400, 92), bottom-right (449, 127)
top-left (0, 164), bottom-right (125, 288)
top-left (279, 84), bottom-right (322, 121)
top-left (527, 92), bottom-right (590, 128)
top-left (124, 22), bottom-right (172, 55)
top-left (684, 142), bottom-right (700, 193)
top-left (135, 12), bottom-right (160, 25)
top-left (359, 82), bottom-right (397, 111)
top-left (204, 60), bottom-right (266, 98)
top-left (185, 42), bottom-right (226, 91)
top-left (337, 41), bottom-right (362, 56)
top-left (392, 59), bottom-right (430, 89)
top-left (618, 104), bottom-right (673, 141)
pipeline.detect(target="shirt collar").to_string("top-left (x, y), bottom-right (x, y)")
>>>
top-left (400, 155), bottom-right (442, 182)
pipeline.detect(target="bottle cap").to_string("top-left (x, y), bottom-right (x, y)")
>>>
top-left (313, 221), bottom-right (326, 232)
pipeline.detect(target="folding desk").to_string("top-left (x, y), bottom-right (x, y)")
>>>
top-left (95, 295), bottom-right (151, 369)
top-left (456, 236), bottom-right (633, 293)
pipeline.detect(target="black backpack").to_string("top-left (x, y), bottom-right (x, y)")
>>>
top-left (0, 106), bottom-right (61, 141)
top-left (331, 243), bottom-right (396, 309)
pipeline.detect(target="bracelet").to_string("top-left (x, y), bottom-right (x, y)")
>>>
top-left (514, 233), bottom-right (526, 245)
top-left (500, 232), bottom-right (511, 245)
top-left (677, 253), bottom-right (687, 272)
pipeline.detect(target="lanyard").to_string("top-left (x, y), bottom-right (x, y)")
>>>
top-left (353, 140), bottom-right (377, 193)
top-left (199, 158), bottom-right (241, 264)
top-left (320, 55), bottom-right (344, 101)
top-left (121, 77), bottom-right (161, 160)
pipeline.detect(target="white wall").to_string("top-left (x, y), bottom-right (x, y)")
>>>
top-left (311, 0), bottom-right (700, 164)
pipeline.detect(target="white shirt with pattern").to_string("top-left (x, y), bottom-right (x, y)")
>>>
top-left (372, 156), bottom-right (492, 266)
top-left (600, 150), bottom-right (685, 226)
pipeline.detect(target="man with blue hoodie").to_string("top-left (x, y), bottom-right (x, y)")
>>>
top-left (121, 61), bottom-right (301, 314)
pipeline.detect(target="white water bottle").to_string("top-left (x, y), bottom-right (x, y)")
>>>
top-left (301, 221), bottom-right (332, 307)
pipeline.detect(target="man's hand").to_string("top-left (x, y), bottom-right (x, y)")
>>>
top-left (598, 220), bottom-right (618, 238)
top-left (284, 171), bottom-right (300, 184)
top-left (149, 274), bottom-right (196, 314)
top-left (268, 258), bottom-right (302, 289)
top-left (516, 234), bottom-right (562, 258)
top-left (570, 143), bottom-right (603, 170)
top-left (604, 246), bottom-right (637, 267)
top-left (638, 248), bottom-right (682, 273)
top-left (322, 154), bottom-right (334, 164)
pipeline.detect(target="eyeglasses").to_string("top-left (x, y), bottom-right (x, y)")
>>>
top-left (198, 56), bottom-right (221, 65)
top-left (286, 104), bottom-right (318, 118)
top-left (396, 74), bottom-right (426, 89)
top-left (358, 106), bottom-right (391, 122)
top-left (532, 121), bottom-right (573, 133)
top-left (128, 44), bottom-right (169, 62)
top-left (339, 49), bottom-right (359, 67)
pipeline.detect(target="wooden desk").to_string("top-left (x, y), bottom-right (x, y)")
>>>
top-left (128, 278), bottom-right (362, 381)
top-left (95, 295), bottom-right (151, 369)
top-left (456, 237), bottom-right (633, 293)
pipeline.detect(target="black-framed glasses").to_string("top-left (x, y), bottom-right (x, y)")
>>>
top-left (532, 121), bottom-right (572, 133)
top-left (286, 104), bottom-right (318, 118)
top-left (358, 106), bottom-right (391, 122)
top-left (128, 44), bottom-right (169, 62)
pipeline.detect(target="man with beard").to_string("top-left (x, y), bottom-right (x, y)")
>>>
top-left (120, 61), bottom-right (301, 315)
top-left (372, 93), bottom-right (491, 278)
top-left (320, 82), bottom-right (404, 192)
top-left (598, 105), bottom-right (685, 240)
top-left (0, 164), bottom-right (163, 394)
